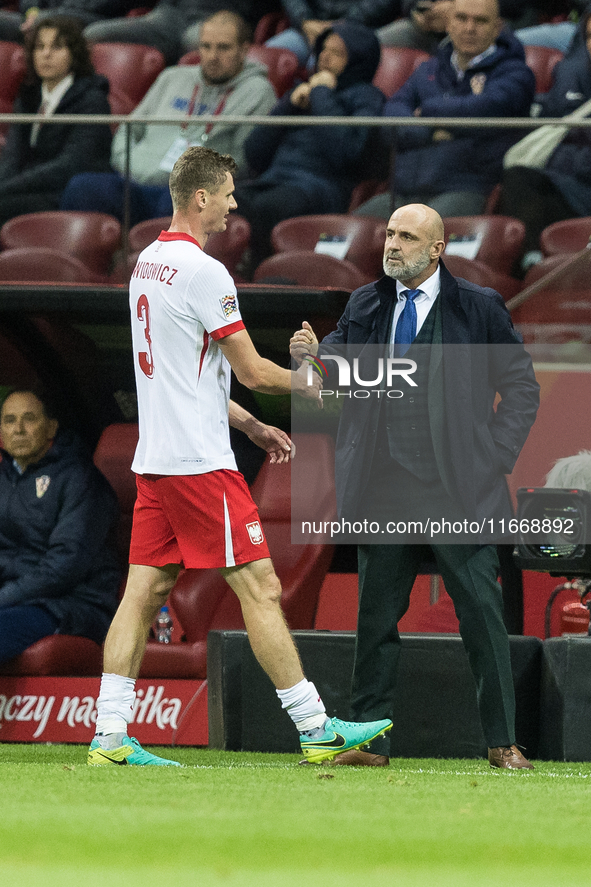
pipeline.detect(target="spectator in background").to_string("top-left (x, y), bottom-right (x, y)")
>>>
top-left (266, 0), bottom-right (397, 65)
top-left (545, 450), bottom-right (591, 489)
top-left (499, 7), bottom-right (591, 263)
top-left (0, 16), bottom-right (112, 227)
top-left (0, 389), bottom-right (120, 665)
top-left (515, 1), bottom-right (589, 54)
top-left (355, 0), bottom-right (535, 219)
top-left (234, 20), bottom-right (384, 269)
top-left (377, 0), bottom-right (452, 54)
top-left (0, 0), bottom-right (137, 43)
top-left (60, 10), bottom-right (275, 226)
top-left (377, 0), bottom-right (553, 55)
top-left (83, 1), bottom-right (279, 65)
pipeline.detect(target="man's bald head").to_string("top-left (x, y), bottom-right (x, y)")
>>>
top-left (383, 204), bottom-right (445, 286)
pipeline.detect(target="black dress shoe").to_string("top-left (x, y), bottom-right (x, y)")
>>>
top-left (488, 745), bottom-right (534, 769)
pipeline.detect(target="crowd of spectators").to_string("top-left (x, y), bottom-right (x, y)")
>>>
top-left (0, 3), bottom-right (589, 268)
top-left (0, 0), bottom-right (590, 660)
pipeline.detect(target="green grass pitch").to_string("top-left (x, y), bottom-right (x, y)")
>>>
top-left (1, 743), bottom-right (589, 887)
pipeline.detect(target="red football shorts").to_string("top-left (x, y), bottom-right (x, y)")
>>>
top-left (129, 469), bottom-right (270, 569)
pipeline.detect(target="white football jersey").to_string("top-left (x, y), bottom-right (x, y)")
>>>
top-left (129, 231), bottom-right (245, 475)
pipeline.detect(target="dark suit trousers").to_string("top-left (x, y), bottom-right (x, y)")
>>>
top-left (352, 542), bottom-right (516, 756)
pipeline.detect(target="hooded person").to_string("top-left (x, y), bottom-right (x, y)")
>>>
top-left (499, 6), bottom-right (591, 258)
top-left (233, 20), bottom-right (385, 269)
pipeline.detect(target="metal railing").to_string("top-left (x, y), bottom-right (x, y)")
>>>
top-left (1, 110), bottom-right (591, 307)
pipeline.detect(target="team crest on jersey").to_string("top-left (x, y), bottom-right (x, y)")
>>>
top-left (220, 293), bottom-right (238, 318)
top-left (246, 520), bottom-right (264, 545)
top-left (35, 475), bottom-right (51, 498)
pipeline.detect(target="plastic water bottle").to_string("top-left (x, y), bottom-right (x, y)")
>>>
top-left (155, 606), bottom-right (173, 643)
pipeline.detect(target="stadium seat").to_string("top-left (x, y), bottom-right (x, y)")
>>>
top-left (0, 247), bottom-right (105, 283)
top-left (0, 635), bottom-right (103, 677)
top-left (442, 215), bottom-right (526, 276)
top-left (253, 11), bottom-right (289, 43)
top-left (107, 85), bottom-right (136, 122)
top-left (93, 424), bottom-right (336, 679)
top-left (511, 253), bottom-right (591, 340)
top-left (524, 45), bottom-right (563, 94)
top-left (125, 213), bottom-right (251, 278)
top-left (253, 250), bottom-right (371, 288)
top-left (540, 218), bottom-right (591, 256)
top-left (179, 45), bottom-right (299, 97)
top-left (521, 252), bottom-right (586, 289)
top-left (271, 214), bottom-right (386, 279)
top-left (93, 422), bottom-right (139, 562)
top-left (347, 178), bottom-right (390, 213)
top-left (373, 46), bottom-right (430, 98)
top-left (511, 285), bottom-right (591, 328)
top-left (89, 42), bottom-right (165, 107)
top-left (0, 211), bottom-right (122, 276)
top-left (0, 40), bottom-right (26, 106)
top-left (442, 254), bottom-right (522, 299)
top-left (140, 433), bottom-right (337, 678)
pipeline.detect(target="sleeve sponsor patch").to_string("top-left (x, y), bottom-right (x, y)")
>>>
top-left (220, 293), bottom-right (238, 318)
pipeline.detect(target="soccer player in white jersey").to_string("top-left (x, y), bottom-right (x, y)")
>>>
top-left (88, 145), bottom-right (392, 766)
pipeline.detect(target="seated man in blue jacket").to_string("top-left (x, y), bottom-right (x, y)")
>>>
top-left (0, 389), bottom-right (120, 664)
top-left (356, 0), bottom-right (536, 218)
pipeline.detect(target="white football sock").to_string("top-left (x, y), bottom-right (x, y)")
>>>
top-left (276, 679), bottom-right (327, 732)
top-left (95, 672), bottom-right (136, 745)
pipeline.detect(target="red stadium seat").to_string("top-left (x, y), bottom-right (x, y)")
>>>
top-left (90, 42), bottom-right (165, 107)
top-left (524, 45), bottom-right (563, 94)
top-left (442, 215), bottom-right (526, 276)
top-left (125, 213), bottom-right (250, 278)
top-left (0, 247), bottom-right (104, 283)
top-left (179, 45), bottom-right (299, 97)
top-left (347, 179), bottom-right (389, 213)
top-left (443, 254), bottom-right (522, 300)
top-left (540, 218), bottom-right (591, 256)
top-left (0, 40), bottom-right (26, 106)
top-left (253, 11), bottom-right (289, 43)
top-left (253, 250), bottom-right (371, 288)
top-left (271, 214), bottom-right (386, 279)
top-left (373, 46), bottom-right (430, 98)
top-left (93, 424), bottom-right (336, 679)
top-left (107, 85), bottom-right (136, 124)
top-left (141, 433), bottom-right (336, 678)
top-left (0, 211), bottom-right (122, 276)
top-left (0, 635), bottom-right (103, 676)
top-left (511, 253), bottom-right (591, 340)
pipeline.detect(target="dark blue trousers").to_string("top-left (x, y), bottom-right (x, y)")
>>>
top-left (0, 605), bottom-right (60, 664)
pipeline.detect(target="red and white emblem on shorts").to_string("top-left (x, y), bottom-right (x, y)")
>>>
top-left (246, 520), bottom-right (264, 545)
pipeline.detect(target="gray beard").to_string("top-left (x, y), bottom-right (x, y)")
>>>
top-left (383, 248), bottom-right (432, 281)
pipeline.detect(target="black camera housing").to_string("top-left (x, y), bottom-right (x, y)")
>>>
top-left (513, 487), bottom-right (591, 575)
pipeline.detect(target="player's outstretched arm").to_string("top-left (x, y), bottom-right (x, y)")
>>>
top-left (290, 321), bottom-right (318, 365)
top-left (219, 328), bottom-right (321, 402)
top-left (229, 400), bottom-right (295, 463)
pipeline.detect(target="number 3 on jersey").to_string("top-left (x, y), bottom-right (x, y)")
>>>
top-left (137, 294), bottom-right (154, 378)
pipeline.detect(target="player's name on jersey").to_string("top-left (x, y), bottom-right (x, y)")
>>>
top-left (132, 260), bottom-right (178, 285)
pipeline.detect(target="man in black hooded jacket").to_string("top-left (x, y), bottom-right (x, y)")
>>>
top-left (0, 389), bottom-right (120, 664)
